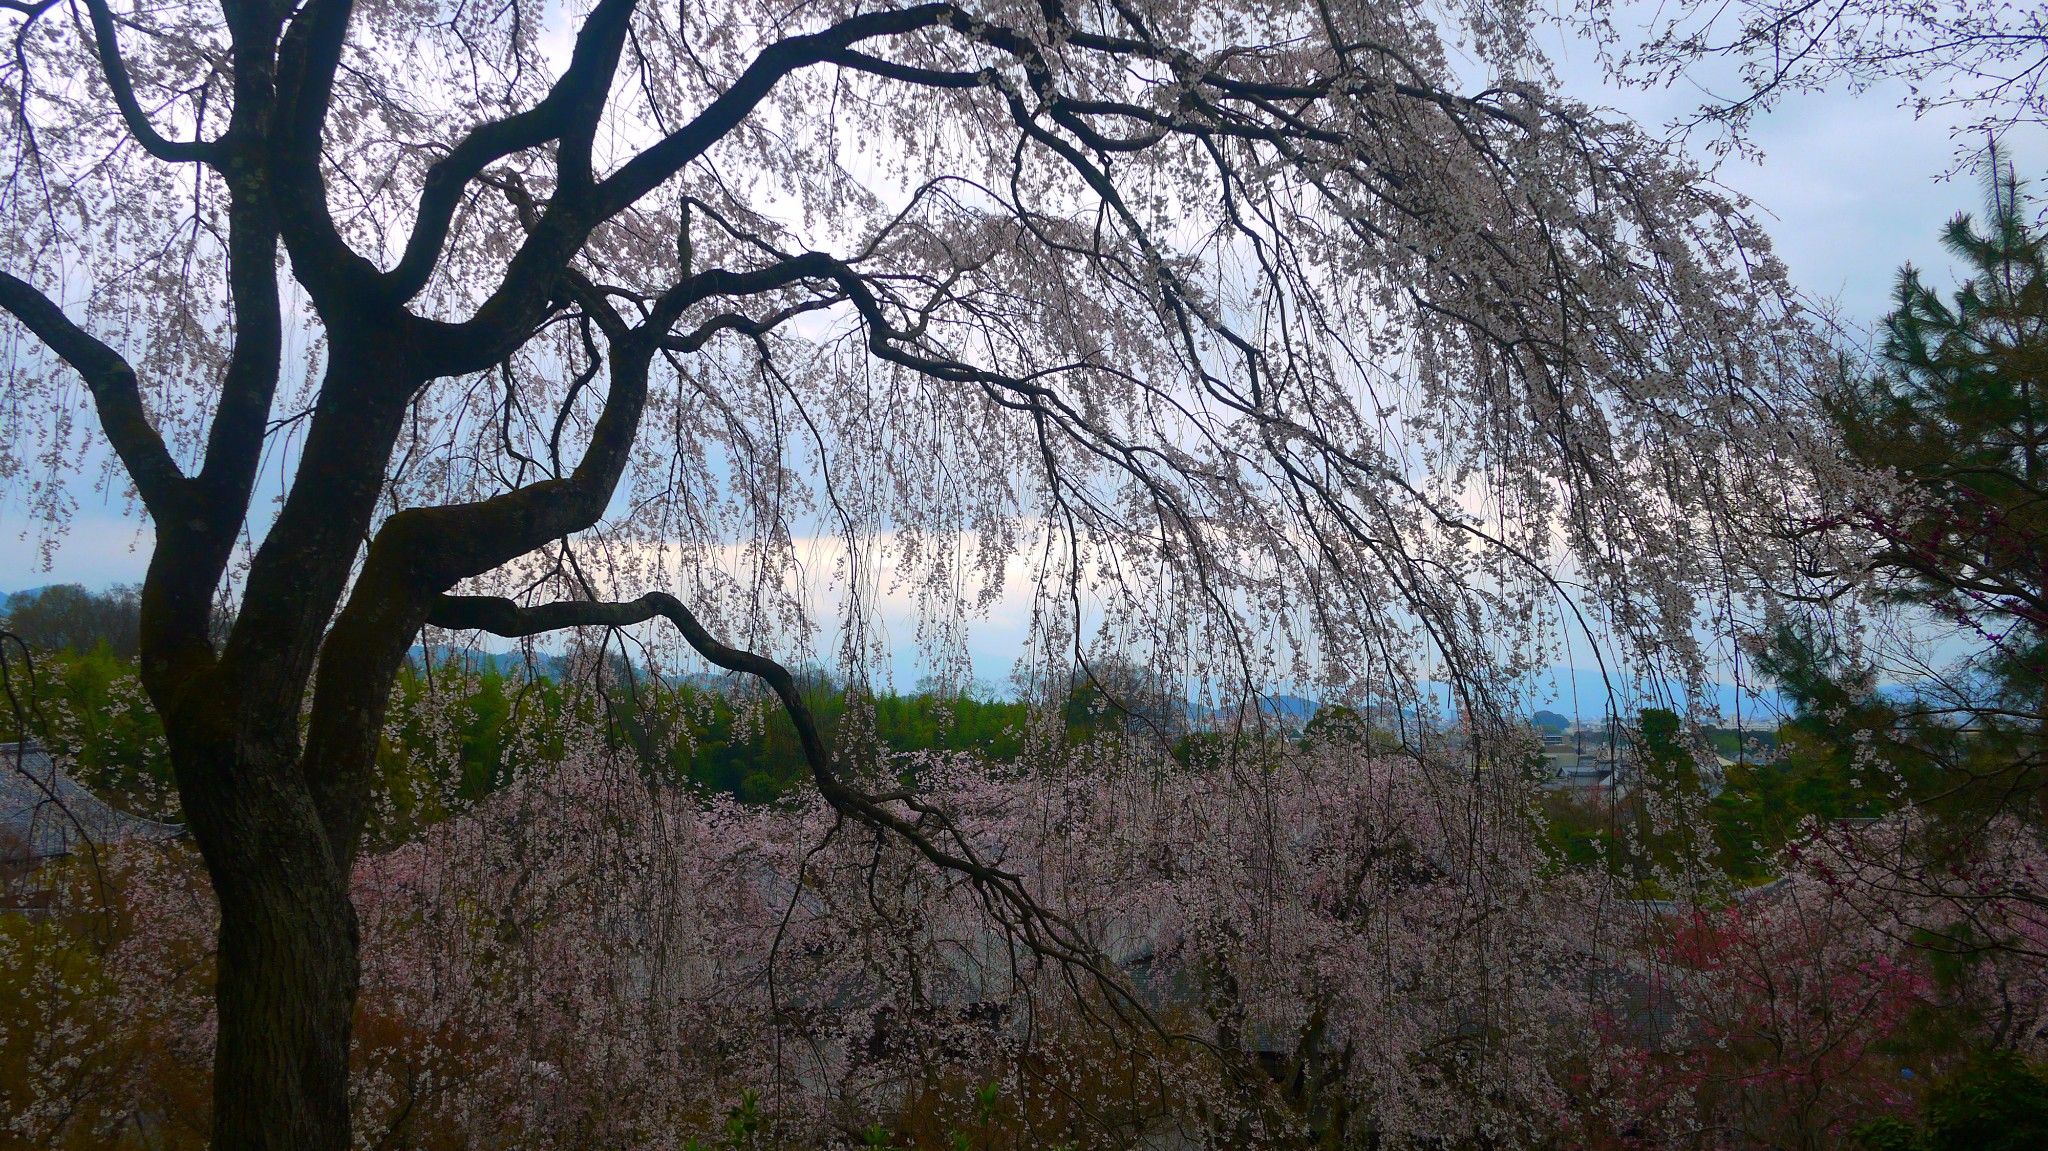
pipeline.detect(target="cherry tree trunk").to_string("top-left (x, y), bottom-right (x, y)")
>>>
top-left (171, 719), bottom-right (364, 1149)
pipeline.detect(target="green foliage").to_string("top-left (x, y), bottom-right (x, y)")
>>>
top-left (0, 644), bottom-right (176, 820)
top-left (938, 1081), bottom-right (1006, 1151)
top-left (1735, 161), bottom-right (2048, 893)
top-left (1798, 168), bottom-right (2048, 1118)
top-left (1300, 704), bottom-right (1404, 753)
top-left (1779, 156), bottom-right (2048, 822)
top-left (1536, 690), bottom-right (1980, 888)
top-left (0, 625), bottom-right (1044, 844)
top-left (1, 595), bottom-right (1273, 840)
top-left (1743, 613), bottom-right (2034, 859)
top-left (1635, 709), bottom-right (1694, 791)
top-left (1633, 710), bottom-right (1717, 883)
top-left (873, 691), bottom-right (1030, 760)
top-left (375, 658), bottom-right (1034, 829)
top-left (1841, 158), bottom-right (2048, 687)
top-left (972, 1080), bottom-right (1001, 1124)
top-left (1706, 696), bottom-right (1906, 883)
top-left (1060, 658), bottom-right (1185, 742)
top-left (679, 1088), bottom-right (769, 1151)
top-left (1, 584), bottom-right (140, 660)
top-left (1853, 1050), bottom-right (2048, 1151)
top-left (722, 1087), bottom-right (765, 1146)
top-left (1923, 1050), bottom-right (2048, 1151)
top-left (1536, 790), bottom-right (1614, 873)
top-left (1701, 724), bottom-right (1771, 760)
top-left (1536, 709), bottom-right (1719, 894)
top-left (1853, 1115), bottom-right (1920, 1151)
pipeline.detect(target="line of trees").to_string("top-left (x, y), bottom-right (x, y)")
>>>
top-left (1, 585), bottom-right (142, 662)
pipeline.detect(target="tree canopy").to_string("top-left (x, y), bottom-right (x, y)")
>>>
top-left (0, 584), bottom-right (142, 660)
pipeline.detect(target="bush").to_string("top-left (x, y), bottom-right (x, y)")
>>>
top-left (1854, 1050), bottom-right (2048, 1151)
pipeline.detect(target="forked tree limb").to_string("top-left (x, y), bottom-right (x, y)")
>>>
top-left (382, 0), bottom-right (640, 304)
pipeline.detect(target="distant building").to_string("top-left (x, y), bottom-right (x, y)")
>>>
top-left (0, 742), bottom-right (182, 866)
top-left (1534, 722), bottom-right (1734, 799)
top-left (1537, 724), bottom-right (1629, 794)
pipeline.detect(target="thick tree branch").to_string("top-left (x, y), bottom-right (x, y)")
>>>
top-left (81, 0), bottom-right (219, 163)
top-left (382, 0), bottom-right (640, 304)
top-left (301, 281), bottom-right (677, 856)
top-left (193, 216), bottom-right (283, 517)
top-left (212, 338), bottom-right (422, 782)
top-left (596, 4), bottom-right (963, 214)
top-left (820, 46), bottom-right (988, 89)
top-left (270, 0), bottom-right (385, 304)
top-left (133, 173), bottom-right (289, 689)
top-left (0, 271), bottom-right (187, 516)
top-left (441, 4), bottom-right (963, 360)
top-left (424, 240), bottom-right (845, 378)
top-left (664, 296), bottom-right (841, 352)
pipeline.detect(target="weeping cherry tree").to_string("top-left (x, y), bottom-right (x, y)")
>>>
top-left (0, 0), bottom-right (1827, 1145)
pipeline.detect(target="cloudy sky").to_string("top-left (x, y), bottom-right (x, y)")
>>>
top-left (1540, 30), bottom-right (2048, 326)
top-left (5, 11), bottom-right (2044, 705)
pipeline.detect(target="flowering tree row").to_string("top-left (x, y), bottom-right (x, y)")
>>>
top-left (9, 716), bottom-right (2042, 1150)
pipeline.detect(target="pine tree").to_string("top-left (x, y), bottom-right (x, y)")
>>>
top-left (1836, 151), bottom-right (2048, 715)
top-left (1759, 151), bottom-right (2048, 845)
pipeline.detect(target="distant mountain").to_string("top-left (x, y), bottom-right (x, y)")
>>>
top-left (1170, 693), bottom-right (1316, 729)
top-left (1519, 667), bottom-right (1790, 727)
top-left (410, 645), bottom-right (569, 679)
top-left (408, 646), bottom-right (738, 690)
top-left (1258, 694), bottom-right (1318, 722)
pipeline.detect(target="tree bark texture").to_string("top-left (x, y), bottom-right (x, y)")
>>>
top-left (177, 732), bottom-right (359, 1151)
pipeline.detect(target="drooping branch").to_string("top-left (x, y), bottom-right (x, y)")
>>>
top-left (431, 591), bottom-right (840, 769)
top-left (0, 0), bottom-right (1839, 1143)
top-left (0, 271), bottom-right (187, 517)
top-left (426, 590), bottom-right (1165, 1027)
